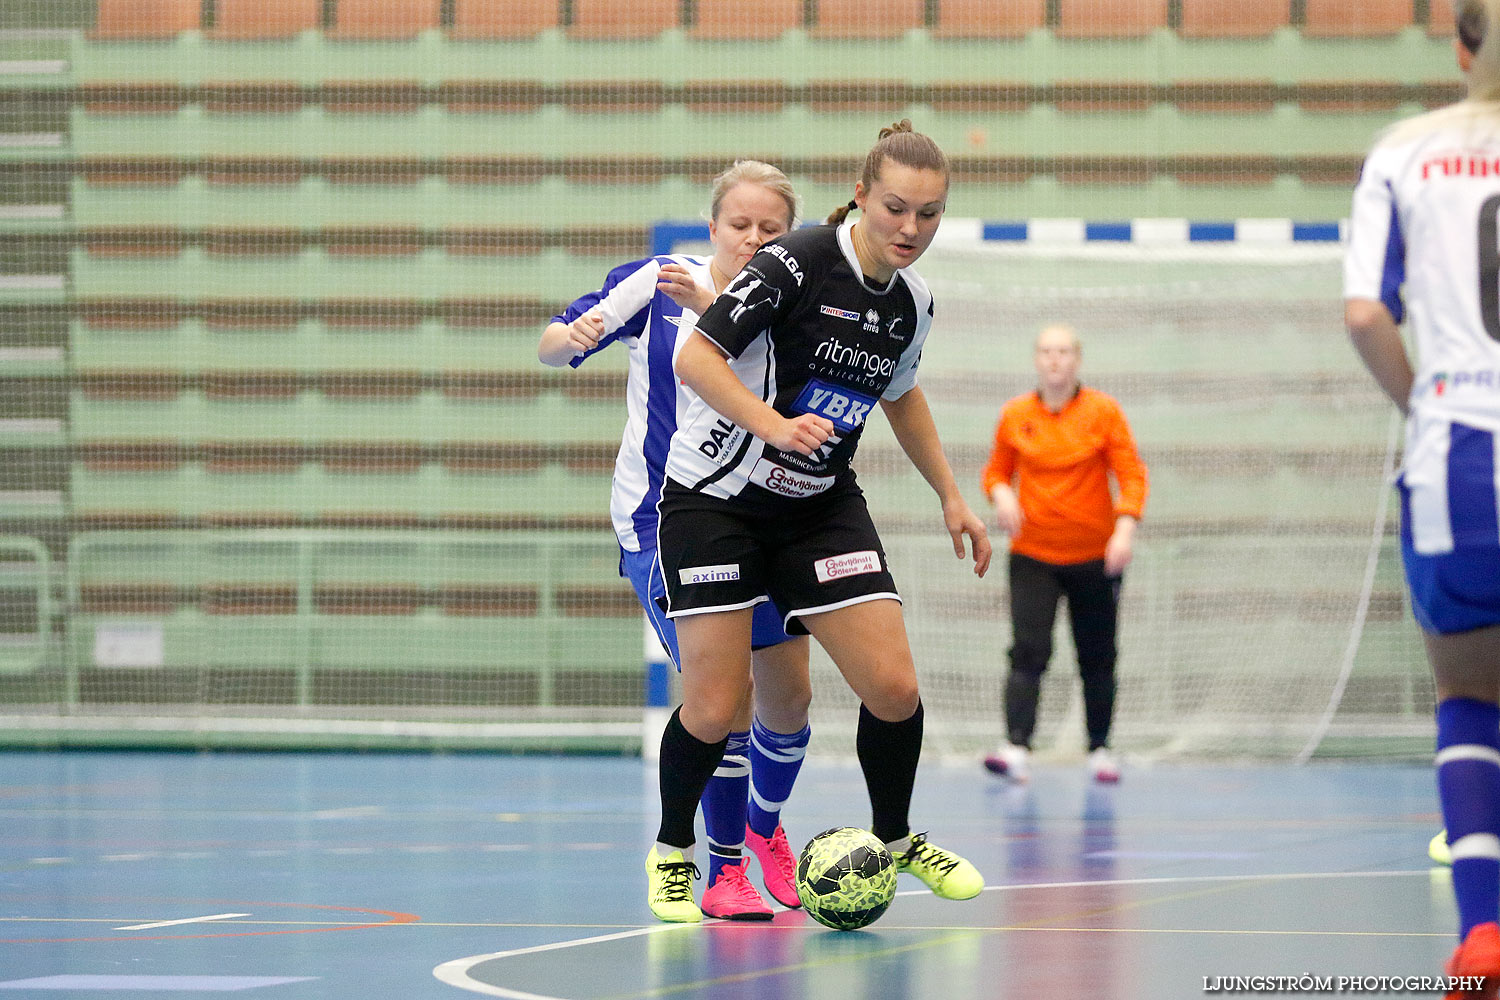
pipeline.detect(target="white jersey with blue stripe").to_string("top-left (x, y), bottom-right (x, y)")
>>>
top-left (553, 254), bottom-right (710, 552)
top-left (1345, 101), bottom-right (1500, 553)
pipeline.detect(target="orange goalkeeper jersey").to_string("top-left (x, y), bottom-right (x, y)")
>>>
top-left (980, 386), bottom-right (1148, 566)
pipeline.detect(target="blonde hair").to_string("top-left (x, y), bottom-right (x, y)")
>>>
top-left (708, 160), bottom-right (799, 228)
top-left (826, 119), bottom-right (950, 225)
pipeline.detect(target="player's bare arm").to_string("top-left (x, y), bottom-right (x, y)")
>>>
top-left (674, 330), bottom-right (833, 456)
top-left (989, 483), bottom-right (1022, 535)
top-left (538, 313), bottom-right (606, 367)
top-left (880, 386), bottom-right (992, 577)
top-left (656, 263), bottom-right (715, 316)
top-left (1345, 298), bottom-right (1414, 414)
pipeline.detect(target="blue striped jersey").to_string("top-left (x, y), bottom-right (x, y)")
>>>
top-left (553, 254), bottom-right (711, 552)
top-left (1346, 102), bottom-right (1500, 553)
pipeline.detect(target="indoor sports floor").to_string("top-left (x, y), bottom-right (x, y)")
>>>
top-left (0, 750), bottom-right (1460, 999)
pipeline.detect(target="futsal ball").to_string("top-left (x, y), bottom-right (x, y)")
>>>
top-left (795, 827), bottom-right (897, 931)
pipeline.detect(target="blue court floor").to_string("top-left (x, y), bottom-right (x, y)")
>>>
top-left (0, 751), bottom-right (1460, 999)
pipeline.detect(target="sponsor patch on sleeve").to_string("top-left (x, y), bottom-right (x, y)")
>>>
top-left (791, 378), bottom-right (877, 434)
top-left (814, 550), bottom-right (883, 584)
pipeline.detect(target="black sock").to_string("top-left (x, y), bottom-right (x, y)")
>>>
top-left (856, 700), bottom-right (924, 845)
top-left (656, 706), bottom-right (728, 849)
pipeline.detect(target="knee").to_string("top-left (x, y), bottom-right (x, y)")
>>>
top-left (758, 682), bottom-right (811, 728)
top-left (1009, 641), bottom-right (1051, 676)
top-left (864, 673), bottom-right (920, 722)
top-left (679, 698), bottom-right (739, 743)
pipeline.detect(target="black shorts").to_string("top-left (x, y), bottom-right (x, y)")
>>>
top-left (655, 480), bottom-right (900, 635)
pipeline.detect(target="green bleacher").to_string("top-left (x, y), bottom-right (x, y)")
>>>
top-left (0, 0), bottom-right (1444, 744)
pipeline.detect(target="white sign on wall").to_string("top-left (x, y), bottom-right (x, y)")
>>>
top-left (93, 622), bottom-right (165, 668)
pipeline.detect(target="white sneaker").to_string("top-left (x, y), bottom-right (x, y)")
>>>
top-left (1089, 748), bottom-right (1120, 784)
top-left (983, 743), bottom-right (1030, 783)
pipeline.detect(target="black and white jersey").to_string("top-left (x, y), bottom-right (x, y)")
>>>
top-left (664, 217), bottom-right (933, 504)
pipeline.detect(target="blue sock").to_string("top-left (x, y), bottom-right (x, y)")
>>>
top-left (747, 717), bottom-right (810, 839)
top-left (702, 730), bottom-right (750, 886)
top-left (1437, 697), bottom-right (1500, 939)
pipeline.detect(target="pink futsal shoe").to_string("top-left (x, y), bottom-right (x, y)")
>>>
top-left (1089, 748), bottom-right (1121, 784)
top-left (1446, 922), bottom-right (1500, 1000)
top-left (983, 743), bottom-right (1030, 783)
top-left (700, 860), bottom-right (774, 921)
top-left (745, 824), bottom-right (802, 908)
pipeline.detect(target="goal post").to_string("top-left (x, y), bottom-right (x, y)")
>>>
top-left (654, 217), bottom-right (1430, 763)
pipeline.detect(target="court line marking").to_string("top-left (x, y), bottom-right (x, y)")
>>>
top-left (115, 913), bottom-right (251, 931)
top-left (434, 926), bottom-right (688, 999)
top-left (0, 900), bottom-right (417, 944)
top-left (432, 868), bottom-right (1438, 999)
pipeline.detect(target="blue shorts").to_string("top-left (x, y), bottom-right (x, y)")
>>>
top-left (1399, 475), bottom-right (1500, 635)
top-left (619, 545), bottom-right (794, 668)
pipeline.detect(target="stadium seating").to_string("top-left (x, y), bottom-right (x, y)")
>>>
top-left (933, 0), bottom-right (1046, 39)
top-left (567, 0), bottom-right (679, 39)
top-left (329, 0), bottom-right (441, 40)
top-left (1302, 0), bottom-right (1413, 37)
top-left (1178, 0), bottom-right (1290, 38)
top-left (690, 0), bottom-right (802, 40)
top-left (1429, 0), bottom-right (1456, 39)
top-left (809, 0), bottom-right (925, 39)
top-left (92, 0), bottom-right (198, 38)
top-left (450, 0), bottom-right (559, 40)
top-left (0, 0), bottom-right (1459, 717)
top-left (210, 0), bottom-right (321, 40)
top-left (1056, 0), bottom-right (1168, 38)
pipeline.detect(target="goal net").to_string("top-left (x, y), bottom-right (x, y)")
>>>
top-left (655, 219), bottom-right (1429, 764)
top-left (781, 221), bottom-right (1428, 764)
top-left (0, 1), bottom-right (1447, 759)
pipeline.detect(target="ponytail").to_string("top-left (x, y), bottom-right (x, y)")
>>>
top-left (826, 118), bottom-right (949, 223)
top-left (825, 199), bottom-right (859, 226)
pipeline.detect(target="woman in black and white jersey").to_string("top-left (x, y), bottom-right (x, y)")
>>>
top-left (644, 121), bottom-right (993, 923)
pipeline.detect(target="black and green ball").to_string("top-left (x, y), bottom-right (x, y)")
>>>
top-left (794, 826), bottom-right (897, 931)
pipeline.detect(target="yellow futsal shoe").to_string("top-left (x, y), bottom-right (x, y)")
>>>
top-left (1431, 829), bottom-right (1453, 867)
top-left (646, 847), bottom-right (703, 923)
top-left (892, 832), bottom-right (985, 900)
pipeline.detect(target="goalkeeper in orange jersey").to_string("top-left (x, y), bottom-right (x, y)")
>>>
top-left (980, 323), bottom-right (1148, 785)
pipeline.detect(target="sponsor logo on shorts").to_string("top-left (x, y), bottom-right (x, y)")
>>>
top-left (749, 458), bottom-right (835, 498)
top-left (814, 550), bottom-right (882, 583)
top-left (680, 563), bottom-right (741, 585)
top-left (820, 305), bottom-right (861, 322)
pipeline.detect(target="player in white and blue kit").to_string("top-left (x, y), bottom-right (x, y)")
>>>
top-left (1345, 3), bottom-right (1500, 991)
top-left (539, 161), bottom-right (811, 921)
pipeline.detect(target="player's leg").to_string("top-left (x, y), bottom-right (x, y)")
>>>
top-left (801, 598), bottom-right (983, 901)
top-left (745, 627), bottom-right (811, 907)
top-left (649, 607), bottom-right (755, 922)
top-left (698, 683), bottom-right (773, 920)
top-left (648, 489), bottom-right (771, 922)
top-left (633, 546), bottom-right (773, 917)
top-left (1060, 558), bottom-right (1122, 782)
top-left (988, 553), bottom-right (1061, 782)
top-left (1400, 440), bottom-right (1500, 993)
top-left (1430, 625), bottom-right (1500, 950)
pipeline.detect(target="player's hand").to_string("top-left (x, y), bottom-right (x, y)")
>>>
top-left (944, 496), bottom-right (992, 578)
top-left (657, 263), bottom-right (714, 316)
top-left (1104, 518), bottom-right (1136, 576)
top-left (769, 414), bottom-right (834, 456)
top-left (565, 313), bottom-right (605, 356)
top-left (991, 487), bottom-right (1022, 535)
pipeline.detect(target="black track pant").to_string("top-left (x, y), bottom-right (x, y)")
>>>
top-left (1005, 551), bottom-right (1122, 751)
